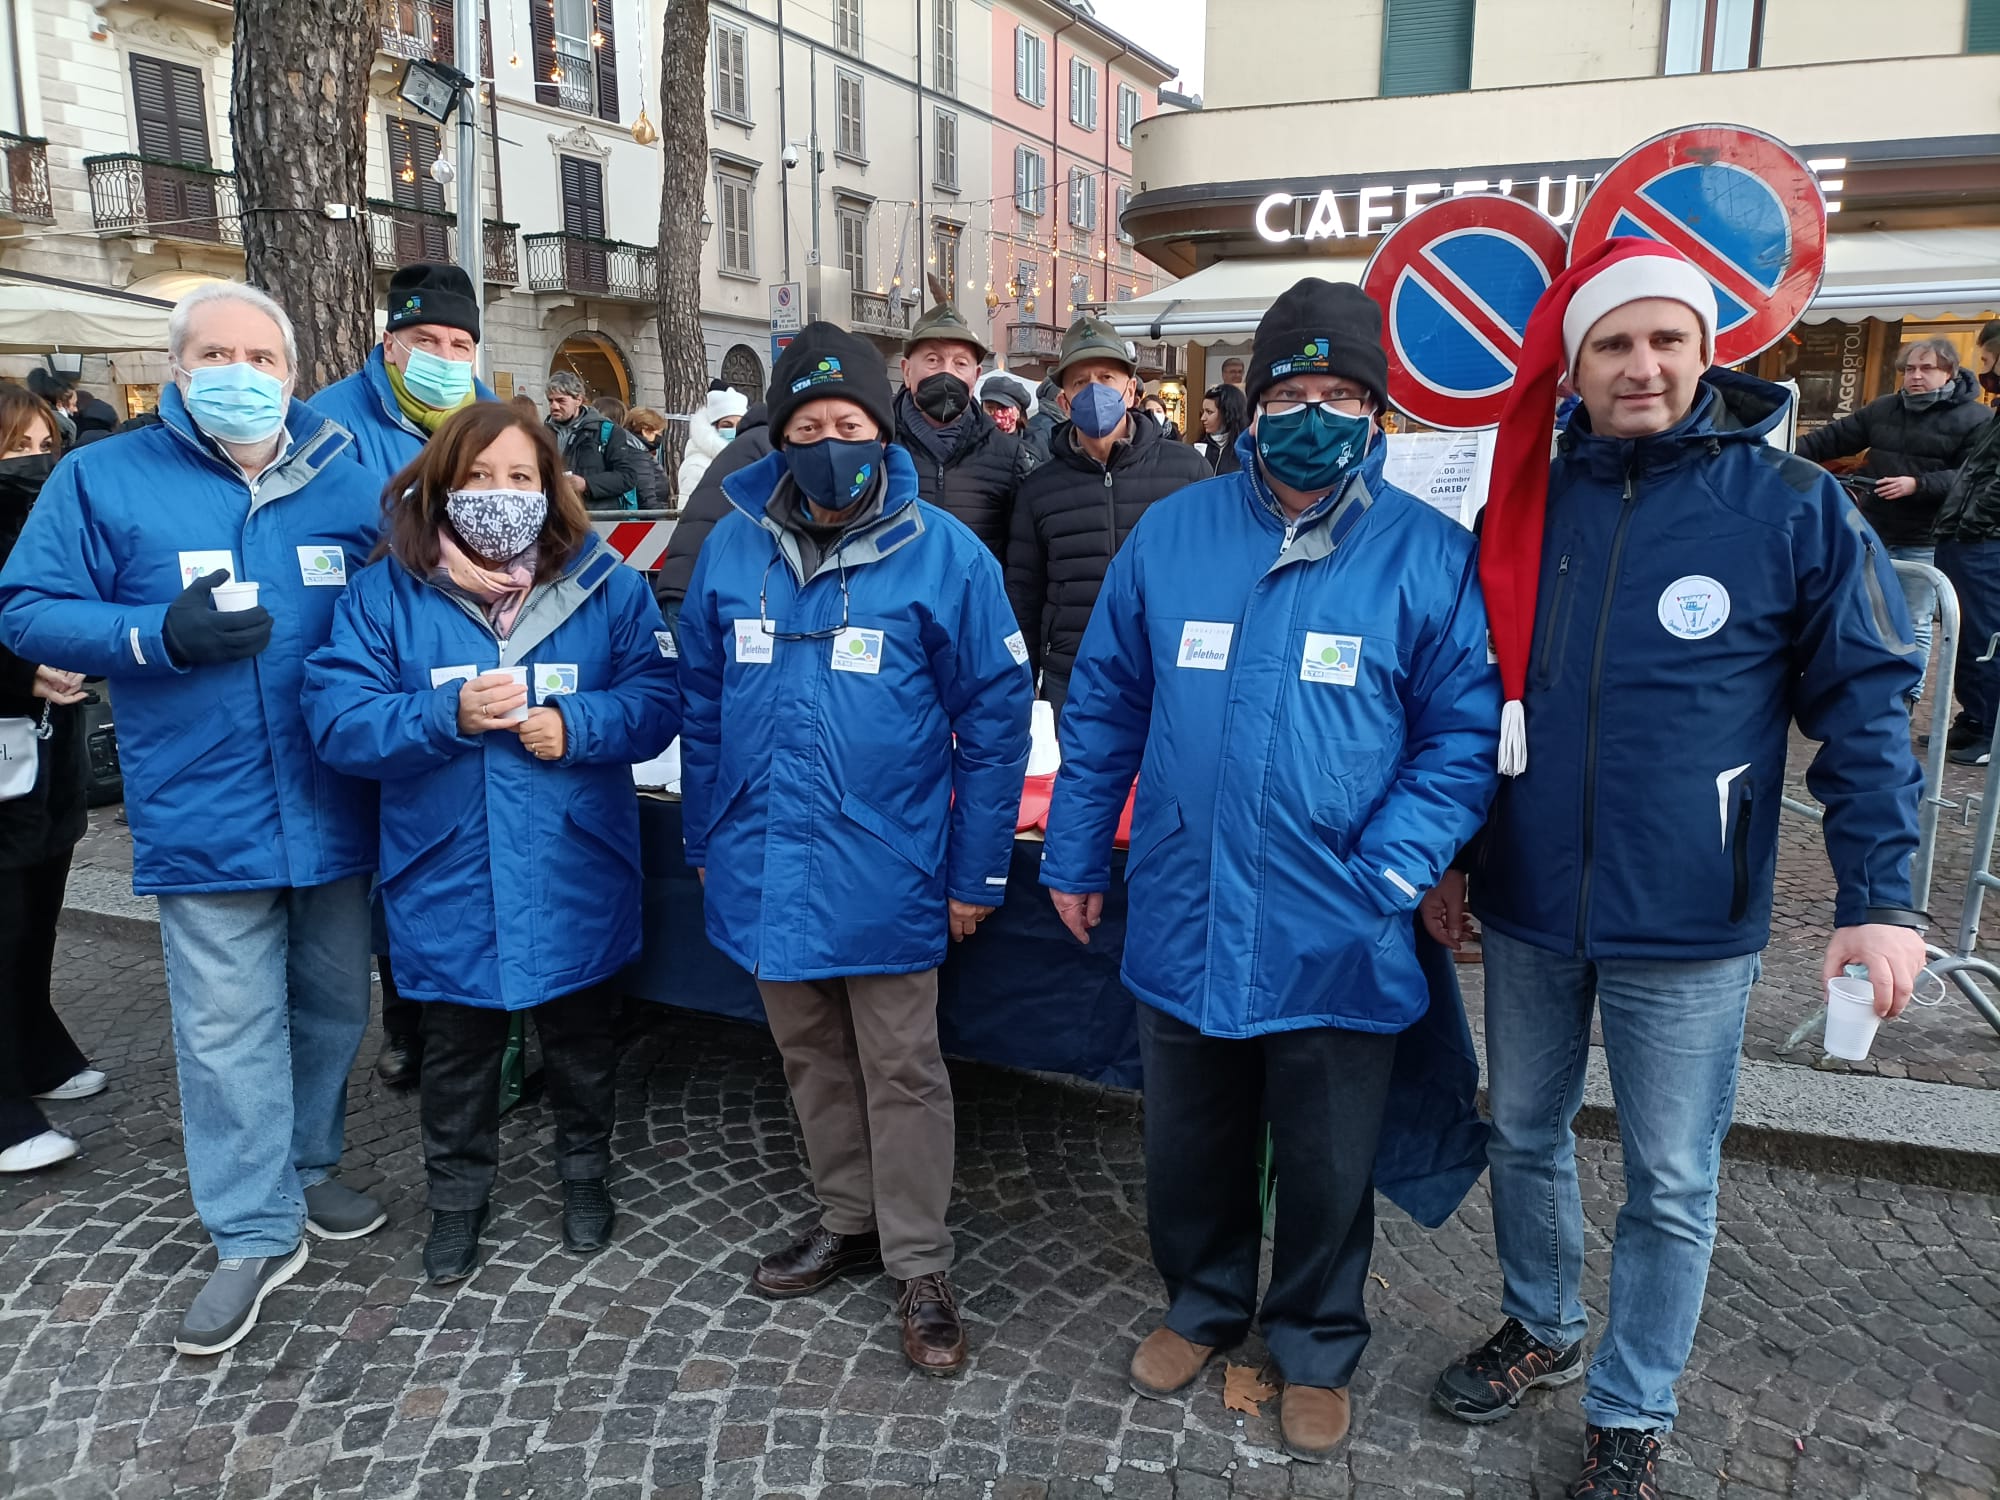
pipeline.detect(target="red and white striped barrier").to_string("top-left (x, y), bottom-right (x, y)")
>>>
top-left (590, 516), bottom-right (676, 571)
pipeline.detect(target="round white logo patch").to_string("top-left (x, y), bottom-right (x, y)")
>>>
top-left (1658, 575), bottom-right (1730, 640)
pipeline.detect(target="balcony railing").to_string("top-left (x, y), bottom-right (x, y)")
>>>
top-left (380, 0), bottom-right (453, 62)
top-left (365, 202), bottom-right (520, 285)
top-left (524, 232), bottom-right (656, 301)
top-left (1005, 321), bottom-right (1063, 361)
top-left (0, 133), bottom-right (53, 223)
top-left (84, 154), bottom-right (240, 245)
top-left (850, 290), bottom-right (912, 338)
top-left (554, 40), bottom-right (597, 116)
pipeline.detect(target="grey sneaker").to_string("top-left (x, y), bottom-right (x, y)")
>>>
top-left (173, 1241), bottom-right (308, 1356)
top-left (304, 1178), bottom-right (387, 1241)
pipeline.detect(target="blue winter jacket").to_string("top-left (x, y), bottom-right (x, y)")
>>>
top-left (0, 387), bottom-right (381, 895)
top-left (679, 443), bottom-right (1034, 982)
top-left (1040, 430), bottom-right (1502, 1038)
top-left (300, 533), bottom-right (680, 1008)
top-left (1471, 369), bottom-right (1924, 959)
top-left (309, 347), bottom-right (498, 484)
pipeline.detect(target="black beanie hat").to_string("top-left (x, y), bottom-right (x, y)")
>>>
top-left (385, 262), bottom-right (481, 342)
top-left (766, 322), bottom-right (895, 445)
top-left (1243, 278), bottom-right (1389, 413)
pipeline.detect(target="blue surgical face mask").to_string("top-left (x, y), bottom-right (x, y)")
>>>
top-left (1256, 401), bottom-right (1372, 494)
top-left (398, 340), bottom-right (476, 410)
top-left (1068, 381), bottom-right (1129, 440)
top-left (178, 362), bottom-right (290, 445)
top-left (787, 436), bottom-right (884, 512)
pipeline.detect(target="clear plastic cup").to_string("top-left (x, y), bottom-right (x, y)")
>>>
top-left (211, 580), bottom-right (260, 612)
top-left (497, 665), bottom-right (530, 724)
top-left (1823, 975), bottom-right (1882, 1060)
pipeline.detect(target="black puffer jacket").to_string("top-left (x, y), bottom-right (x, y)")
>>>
top-left (1933, 402), bottom-right (2000, 544)
top-left (1797, 369), bottom-right (1991, 545)
top-left (652, 403), bottom-right (773, 625)
top-left (893, 393), bottom-right (1034, 559)
top-left (1005, 412), bottom-right (1211, 713)
top-left (0, 461), bottom-right (87, 869)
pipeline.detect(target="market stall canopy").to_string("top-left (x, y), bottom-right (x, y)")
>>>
top-left (1105, 257), bottom-right (1365, 340)
top-left (1801, 227), bottom-right (2000, 323)
top-left (0, 274), bottom-right (175, 354)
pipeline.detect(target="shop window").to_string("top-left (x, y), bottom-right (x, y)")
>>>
top-left (1379, 0), bottom-right (1473, 97)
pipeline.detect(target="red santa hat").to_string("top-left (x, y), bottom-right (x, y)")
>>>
top-left (1480, 237), bottom-right (1719, 776)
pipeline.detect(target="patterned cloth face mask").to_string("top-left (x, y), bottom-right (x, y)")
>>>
top-left (445, 487), bottom-right (546, 562)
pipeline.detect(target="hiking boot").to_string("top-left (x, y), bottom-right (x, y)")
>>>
top-left (1432, 1317), bottom-right (1584, 1423)
top-left (750, 1226), bottom-right (882, 1298)
top-left (375, 1033), bottom-right (421, 1089)
top-left (1567, 1425), bottom-right (1663, 1498)
top-left (303, 1178), bottom-right (387, 1241)
top-left (33, 1068), bottom-right (107, 1101)
top-left (1128, 1326), bottom-right (1215, 1399)
top-left (897, 1272), bottom-right (966, 1376)
top-left (1278, 1380), bottom-right (1352, 1463)
top-left (173, 1242), bottom-right (308, 1356)
top-left (424, 1205), bottom-right (488, 1285)
top-left (561, 1178), bottom-right (615, 1253)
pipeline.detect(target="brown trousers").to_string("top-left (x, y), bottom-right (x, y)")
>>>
top-left (756, 967), bottom-right (954, 1279)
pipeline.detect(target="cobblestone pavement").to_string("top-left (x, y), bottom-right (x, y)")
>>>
top-left (4, 921), bottom-right (1998, 1499)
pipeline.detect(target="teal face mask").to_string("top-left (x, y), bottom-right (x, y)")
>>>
top-left (399, 342), bottom-right (476, 409)
top-left (1256, 401), bottom-right (1372, 493)
top-left (179, 362), bottom-right (289, 445)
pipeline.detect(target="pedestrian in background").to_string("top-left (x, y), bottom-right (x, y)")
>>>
top-left (974, 370), bottom-right (1043, 460)
top-left (594, 396), bottom-right (661, 508)
top-left (624, 405), bottom-right (668, 477)
top-left (546, 371), bottom-right (649, 511)
top-left (650, 400), bottom-right (773, 635)
top-left (0, 283), bottom-right (386, 1356)
top-left (303, 401), bottom-right (679, 1285)
top-left (0, 384), bottom-right (103, 1175)
top-left (1194, 383), bottom-right (1249, 475)
top-left (893, 305), bottom-right (1036, 559)
top-left (1926, 321), bottom-right (2000, 765)
top-left (678, 322), bottom-right (1032, 1376)
top-left (676, 382), bottom-right (749, 501)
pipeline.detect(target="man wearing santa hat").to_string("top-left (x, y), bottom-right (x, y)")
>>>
top-left (1420, 239), bottom-right (1927, 1498)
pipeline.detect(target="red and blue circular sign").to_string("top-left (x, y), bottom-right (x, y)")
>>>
top-left (1569, 124), bottom-right (1826, 366)
top-left (1362, 194), bottom-right (1570, 431)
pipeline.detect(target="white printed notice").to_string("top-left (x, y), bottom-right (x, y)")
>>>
top-left (1380, 429), bottom-right (1496, 529)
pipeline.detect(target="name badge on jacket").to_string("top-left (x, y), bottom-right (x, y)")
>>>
top-left (178, 549), bottom-right (235, 588)
top-left (830, 628), bottom-right (884, 674)
top-left (734, 619), bottom-right (775, 665)
top-left (1176, 621), bottom-right (1235, 671)
top-left (1300, 632), bottom-right (1362, 686)
top-left (430, 665), bottom-right (475, 688)
top-left (533, 663), bottom-right (578, 703)
top-left (297, 545), bottom-right (348, 586)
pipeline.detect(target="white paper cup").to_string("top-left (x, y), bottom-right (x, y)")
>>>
top-left (1823, 975), bottom-right (1882, 1060)
top-left (211, 580), bottom-right (259, 612)
top-left (497, 665), bottom-right (530, 723)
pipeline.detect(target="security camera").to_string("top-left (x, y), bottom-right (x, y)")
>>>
top-left (782, 143), bottom-right (800, 170)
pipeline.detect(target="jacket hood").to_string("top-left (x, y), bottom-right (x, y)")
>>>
top-left (737, 401), bottom-right (770, 435)
top-left (1560, 366), bottom-right (1790, 475)
top-left (684, 413), bottom-right (733, 467)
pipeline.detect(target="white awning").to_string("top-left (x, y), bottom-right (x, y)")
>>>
top-left (1800, 226), bottom-right (2000, 324)
top-left (1105, 257), bottom-right (1366, 340)
top-left (0, 277), bottom-right (175, 354)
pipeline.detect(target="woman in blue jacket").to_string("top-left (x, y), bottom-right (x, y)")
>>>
top-left (302, 402), bottom-right (679, 1284)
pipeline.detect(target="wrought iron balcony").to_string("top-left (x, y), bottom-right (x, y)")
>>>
top-left (0, 133), bottom-right (53, 223)
top-left (524, 232), bottom-right (656, 302)
top-left (850, 290), bottom-right (912, 338)
top-left (380, 0), bottom-right (454, 62)
top-left (366, 202), bottom-right (520, 285)
top-left (84, 154), bottom-right (240, 245)
top-left (1005, 321), bottom-right (1063, 361)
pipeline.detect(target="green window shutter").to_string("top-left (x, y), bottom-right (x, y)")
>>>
top-left (1971, 0), bottom-right (2000, 53)
top-left (1380, 0), bottom-right (1476, 97)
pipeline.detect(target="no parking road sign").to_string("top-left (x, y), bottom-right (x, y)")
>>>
top-left (1362, 195), bottom-right (1569, 431)
top-left (1569, 124), bottom-right (1826, 365)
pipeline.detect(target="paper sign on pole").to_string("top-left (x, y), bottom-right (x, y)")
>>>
top-left (1381, 429), bottom-right (1497, 529)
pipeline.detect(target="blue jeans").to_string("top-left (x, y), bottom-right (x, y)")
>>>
top-left (1887, 545), bottom-right (1936, 702)
top-left (157, 875), bottom-right (372, 1258)
top-left (1482, 927), bottom-right (1758, 1432)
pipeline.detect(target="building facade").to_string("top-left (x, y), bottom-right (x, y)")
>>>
top-left (1116, 0), bottom-right (2000, 430)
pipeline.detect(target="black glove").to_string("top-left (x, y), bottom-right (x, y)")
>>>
top-left (161, 570), bottom-right (273, 667)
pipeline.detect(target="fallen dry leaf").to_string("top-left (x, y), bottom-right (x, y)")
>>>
top-left (1221, 1362), bottom-right (1278, 1416)
top-left (1370, 1273), bottom-right (1390, 1291)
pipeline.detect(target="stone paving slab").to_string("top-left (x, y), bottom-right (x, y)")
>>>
top-left (2, 921), bottom-right (1997, 1500)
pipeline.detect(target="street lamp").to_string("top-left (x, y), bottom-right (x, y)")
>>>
top-left (396, 57), bottom-right (469, 124)
top-left (699, 210), bottom-right (713, 244)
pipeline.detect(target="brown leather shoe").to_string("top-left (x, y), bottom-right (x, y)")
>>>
top-left (897, 1273), bottom-right (966, 1376)
top-left (749, 1226), bottom-right (882, 1299)
top-left (1279, 1381), bottom-right (1352, 1463)
top-left (1128, 1326), bottom-right (1216, 1399)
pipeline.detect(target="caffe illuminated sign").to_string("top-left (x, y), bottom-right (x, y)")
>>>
top-left (1252, 159), bottom-right (1846, 244)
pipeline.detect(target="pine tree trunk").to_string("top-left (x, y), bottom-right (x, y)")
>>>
top-left (232, 0), bottom-right (381, 396)
top-left (655, 0), bottom-right (713, 492)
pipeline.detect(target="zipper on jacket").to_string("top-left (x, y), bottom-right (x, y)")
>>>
top-left (1728, 782), bottom-right (1754, 924)
top-left (1531, 554), bottom-right (1574, 692)
top-left (1573, 468), bottom-right (1638, 957)
top-left (1103, 467), bottom-right (1116, 558)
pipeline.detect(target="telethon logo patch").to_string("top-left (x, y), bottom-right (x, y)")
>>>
top-left (1657, 575), bottom-right (1731, 641)
top-left (1176, 621), bottom-right (1235, 671)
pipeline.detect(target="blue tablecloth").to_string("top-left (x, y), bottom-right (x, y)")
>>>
top-left (625, 796), bottom-right (1490, 1227)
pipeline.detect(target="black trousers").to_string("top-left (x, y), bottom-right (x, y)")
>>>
top-left (1136, 1002), bottom-right (1397, 1390)
top-left (378, 952), bottom-right (419, 1041)
top-left (0, 851), bottom-right (88, 1150)
top-left (418, 981), bottom-right (619, 1211)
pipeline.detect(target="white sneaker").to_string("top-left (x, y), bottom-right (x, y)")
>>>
top-left (34, 1069), bottom-right (107, 1101)
top-left (0, 1131), bottom-right (80, 1172)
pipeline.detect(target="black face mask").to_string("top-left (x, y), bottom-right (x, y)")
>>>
top-left (1981, 370), bottom-right (2000, 396)
top-left (914, 372), bottom-right (971, 423)
top-left (0, 451), bottom-right (56, 511)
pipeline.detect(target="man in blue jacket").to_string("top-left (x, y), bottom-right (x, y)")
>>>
top-left (1422, 241), bottom-right (1927, 1499)
top-left (1040, 279), bottom-right (1502, 1462)
top-left (678, 323), bottom-right (1032, 1376)
top-left (311, 261), bottom-right (493, 1090)
top-left (0, 283), bottom-right (387, 1357)
top-left (310, 261), bottom-right (495, 481)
